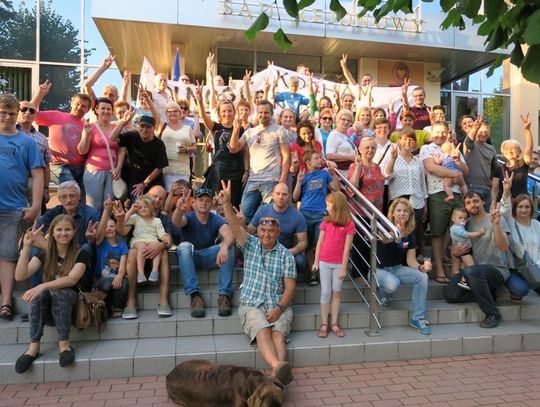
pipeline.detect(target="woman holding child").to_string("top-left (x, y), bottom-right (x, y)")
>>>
top-left (14, 215), bottom-right (89, 373)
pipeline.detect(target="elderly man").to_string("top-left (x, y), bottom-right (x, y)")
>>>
top-left (229, 100), bottom-right (290, 224)
top-left (248, 183), bottom-right (308, 277)
top-left (0, 94), bottom-right (44, 321)
top-left (110, 113), bottom-right (168, 201)
top-left (152, 73), bottom-right (175, 123)
top-left (116, 185), bottom-right (177, 319)
top-left (219, 180), bottom-right (296, 385)
top-left (31, 82), bottom-right (92, 198)
top-left (172, 188), bottom-right (235, 318)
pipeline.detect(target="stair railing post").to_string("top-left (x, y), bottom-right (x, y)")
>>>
top-left (365, 215), bottom-right (381, 337)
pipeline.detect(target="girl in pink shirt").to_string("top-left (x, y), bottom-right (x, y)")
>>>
top-left (312, 191), bottom-right (355, 338)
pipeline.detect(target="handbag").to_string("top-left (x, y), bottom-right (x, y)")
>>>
top-left (72, 289), bottom-right (108, 332)
top-left (514, 222), bottom-right (540, 289)
top-left (96, 124), bottom-right (128, 200)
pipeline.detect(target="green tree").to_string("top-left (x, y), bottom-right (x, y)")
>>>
top-left (0, 0), bottom-right (93, 110)
top-left (247, 0), bottom-right (540, 85)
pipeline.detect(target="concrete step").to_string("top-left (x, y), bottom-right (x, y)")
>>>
top-left (4, 295), bottom-right (540, 345)
top-left (12, 279), bottom-right (450, 314)
top-left (2, 319), bottom-right (540, 384)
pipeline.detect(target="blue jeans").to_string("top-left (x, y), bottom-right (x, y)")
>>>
top-left (301, 210), bottom-right (325, 249)
top-left (95, 276), bottom-right (128, 310)
top-left (505, 270), bottom-right (540, 298)
top-left (50, 163), bottom-right (86, 200)
top-left (177, 242), bottom-right (234, 296)
top-left (240, 180), bottom-right (277, 224)
top-left (376, 265), bottom-right (428, 321)
top-left (462, 265), bottom-right (505, 319)
top-left (294, 253), bottom-right (306, 275)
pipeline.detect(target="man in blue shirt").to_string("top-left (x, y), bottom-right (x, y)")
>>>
top-left (248, 183), bottom-right (308, 277)
top-left (172, 188), bottom-right (235, 318)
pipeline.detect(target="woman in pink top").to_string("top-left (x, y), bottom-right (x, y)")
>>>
top-left (78, 97), bottom-right (125, 212)
top-left (312, 191), bottom-right (355, 338)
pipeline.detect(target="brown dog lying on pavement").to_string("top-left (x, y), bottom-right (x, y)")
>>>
top-left (166, 359), bottom-right (285, 407)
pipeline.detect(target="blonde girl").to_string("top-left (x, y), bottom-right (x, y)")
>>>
top-left (312, 191), bottom-right (355, 338)
top-left (15, 215), bottom-right (88, 373)
top-left (124, 196), bottom-right (167, 284)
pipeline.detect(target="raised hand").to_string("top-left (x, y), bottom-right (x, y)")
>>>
top-left (37, 80), bottom-right (52, 96)
top-left (195, 80), bottom-right (204, 101)
top-left (521, 113), bottom-right (531, 129)
top-left (112, 200), bottom-right (126, 219)
top-left (123, 70), bottom-right (131, 83)
top-left (206, 52), bottom-right (215, 70)
top-left (451, 143), bottom-right (462, 161)
top-left (388, 97), bottom-right (394, 113)
top-left (243, 69), bottom-right (252, 83)
top-left (390, 145), bottom-right (398, 160)
top-left (85, 220), bottom-right (98, 241)
top-left (340, 53), bottom-right (348, 66)
top-left (218, 180), bottom-right (232, 204)
top-left (490, 202), bottom-right (502, 226)
top-left (233, 206), bottom-right (246, 225)
top-left (121, 107), bottom-right (135, 123)
top-left (103, 197), bottom-right (113, 211)
top-left (473, 115), bottom-right (483, 130)
top-left (297, 168), bottom-right (305, 183)
top-left (22, 222), bottom-right (44, 247)
top-left (176, 188), bottom-right (192, 212)
top-left (501, 170), bottom-right (513, 197)
top-left (401, 77), bottom-right (410, 95)
top-left (101, 53), bottom-right (116, 69)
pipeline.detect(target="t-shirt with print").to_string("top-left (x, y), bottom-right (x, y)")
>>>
top-left (37, 248), bottom-right (90, 284)
top-left (118, 131), bottom-right (168, 187)
top-left (35, 110), bottom-right (85, 166)
top-left (180, 211), bottom-right (226, 250)
top-left (377, 233), bottom-right (416, 268)
top-left (250, 204), bottom-right (307, 249)
top-left (0, 131), bottom-right (45, 210)
top-left (95, 239), bottom-right (128, 279)
top-left (319, 220), bottom-right (355, 264)
top-left (212, 122), bottom-right (244, 179)
top-left (274, 92), bottom-right (309, 117)
top-left (298, 169), bottom-right (333, 213)
top-left (419, 142), bottom-right (465, 195)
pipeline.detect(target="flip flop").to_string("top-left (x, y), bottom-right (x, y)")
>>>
top-left (435, 276), bottom-right (450, 284)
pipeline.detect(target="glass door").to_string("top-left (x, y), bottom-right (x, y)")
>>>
top-left (0, 63), bottom-right (36, 102)
top-left (451, 92), bottom-right (481, 141)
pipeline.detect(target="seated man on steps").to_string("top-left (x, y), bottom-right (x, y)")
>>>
top-left (172, 187), bottom-right (235, 318)
top-left (219, 180), bottom-right (296, 385)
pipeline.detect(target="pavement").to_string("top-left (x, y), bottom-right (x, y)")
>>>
top-left (1, 351), bottom-right (540, 406)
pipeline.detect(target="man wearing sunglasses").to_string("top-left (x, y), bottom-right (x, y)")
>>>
top-left (172, 188), bottom-right (235, 318)
top-left (17, 101), bottom-right (52, 209)
top-left (218, 180), bottom-right (296, 385)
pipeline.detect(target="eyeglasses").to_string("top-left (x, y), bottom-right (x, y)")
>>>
top-left (259, 218), bottom-right (279, 227)
top-left (0, 111), bottom-right (17, 118)
top-left (58, 193), bottom-right (79, 200)
top-left (20, 107), bottom-right (37, 114)
top-left (320, 117), bottom-right (333, 121)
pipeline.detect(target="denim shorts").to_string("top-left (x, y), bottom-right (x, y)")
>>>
top-left (0, 210), bottom-right (24, 261)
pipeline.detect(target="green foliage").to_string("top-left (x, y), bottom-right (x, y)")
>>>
top-left (245, 12), bottom-right (269, 41)
top-left (274, 28), bottom-right (293, 52)
top-left (0, 0), bottom-right (93, 109)
top-left (246, 0), bottom-right (540, 86)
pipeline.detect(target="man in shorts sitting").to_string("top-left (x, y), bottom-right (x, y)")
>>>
top-left (219, 180), bottom-right (296, 386)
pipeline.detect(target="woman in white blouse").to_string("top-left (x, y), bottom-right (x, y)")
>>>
top-left (326, 109), bottom-right (356, 176)
top-left (385, 127), bottom-right (428, 254)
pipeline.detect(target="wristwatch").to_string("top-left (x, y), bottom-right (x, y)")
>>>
top-left (277, 304), bottom-right (286, 313)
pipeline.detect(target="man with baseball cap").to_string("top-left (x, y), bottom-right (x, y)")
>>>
top-left (172, 187), bottom-right (235, 318)
top-left (110, 111), bottom-right (168, 201)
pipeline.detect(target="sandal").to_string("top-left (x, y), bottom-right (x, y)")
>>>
top-left (331, 323), bottom-right (345, 337)
top-left (317, 323), bottom-right (329, 338)
top-left (0, 304), bottom-right (13, 321)
top-left (111, 308), bottom-right (123, 318)
top-left (434, 276), bottom-right (449, 284)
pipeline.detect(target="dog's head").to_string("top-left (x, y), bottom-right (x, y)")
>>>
top-left (247, 379), bottom-right (284, 407)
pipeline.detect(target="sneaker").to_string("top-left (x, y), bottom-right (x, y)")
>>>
top-left (190, 293), bottom-right (206, 318)
top-left (457, 280), bottom-right (471, 290)
top-left (410, 319), bottom-right (431, 335)
top-left (309, 273), bottom-right (319, 286)
top-left (380, 296), bottom-right (391, 306)
top-left (480, 314), bottom-right (500, 329)
top-left (122, 306), bottom-right (138, 320)
top-left (217, 295), bottom-right (232, 317)
top-left (148, 270), bottom-right (159, 283)
top-left (157, 303), bottom-right (172, 317)
top-left (137, 274), bottom-right (147, 284)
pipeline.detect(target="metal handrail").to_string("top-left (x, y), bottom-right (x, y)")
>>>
top-left (335, 170), bottom-right (401, 336)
